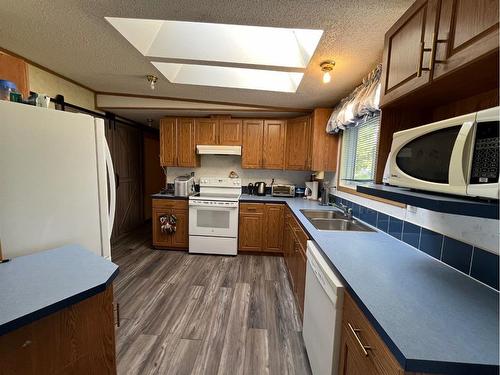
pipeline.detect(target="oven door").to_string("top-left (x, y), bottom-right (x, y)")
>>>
top-left (388, 112), bottom-right (476, 197)
top-left (189, 203), bottom-right (238, 238)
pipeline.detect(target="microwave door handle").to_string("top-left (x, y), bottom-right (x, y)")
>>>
top-left (449, 121), bottom-right (475, 186)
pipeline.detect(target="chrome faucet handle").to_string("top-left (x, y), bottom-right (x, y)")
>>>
top-left (347, 208), bottom-right (353, 220)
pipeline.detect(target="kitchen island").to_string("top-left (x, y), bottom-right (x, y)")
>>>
top-left (0, 245), bottom-right (119, 374)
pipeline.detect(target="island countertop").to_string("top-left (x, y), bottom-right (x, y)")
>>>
top-left (0, 245), bottom-right (119, 336)
top-left (240, 194), bottom-right (499, 374)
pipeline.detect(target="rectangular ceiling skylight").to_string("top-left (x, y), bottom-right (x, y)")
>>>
top-left (152, 62), bottom-right (304, 92)
top-left (106, 18), bottom-right (323, 69)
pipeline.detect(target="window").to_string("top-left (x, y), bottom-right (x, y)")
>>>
top-left (339, 114), bottom-right (381, 188)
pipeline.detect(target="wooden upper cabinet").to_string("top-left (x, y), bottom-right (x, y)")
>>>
top-left (380, 0), bottom-right (439, 106)
top-left (160, 118), bottom-right (177, 166)
top-left (285, 116), bottom-right (311, 170)
top-left (262, 120), bottom-right (285, 169)
top-left (242, 120), bottom-right (264, 168)
top-left (218, 119), bottom-right (242, 145)
top-left (195, 118), bottom-right (217, 145)
top-left (0, 52), bottom-right (29, 98)
top-left (433, 0), bottom-right (499, 79)
top-left (177, 118), bottom-right (198, 167)
top-left (310, 108), bottom-right (338, 171)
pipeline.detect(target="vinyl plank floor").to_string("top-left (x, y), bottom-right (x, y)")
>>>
top-left (113, 226), bottom-right (311, 375)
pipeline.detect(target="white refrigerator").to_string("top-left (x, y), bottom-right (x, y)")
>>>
top-left (0, 101), bottom-right (116, 259)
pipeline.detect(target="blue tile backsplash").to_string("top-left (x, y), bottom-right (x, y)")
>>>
top-left (442, 237), bottom-right (473, 274)
top-left (332, 194), bottom-right (499, 290)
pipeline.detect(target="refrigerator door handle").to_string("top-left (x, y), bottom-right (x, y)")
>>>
top-left (104, 141), bottom-right (116, 236)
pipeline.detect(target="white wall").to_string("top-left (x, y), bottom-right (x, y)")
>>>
top-left (165, 155), bottom-right (311, 186)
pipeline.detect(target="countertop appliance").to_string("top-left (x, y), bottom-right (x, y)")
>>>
top-left (0, 101), bottom-right (115, 259)
top-left (271, 184), bottom-right (296, 197)
top-left (305, 181), bottom-right (319, 200)
top-left (188, 177), bottom-right (242, 255)
top-left (174, 175), bottom-right (195, 197)
top-left (247, 183), bottom-right (255, 195)
top-left (384, 106), bottom-right (499, 199)
top-left (255, 181), bottom-right (266, 196)
top-left (303, 240), bottom-right (344, 375)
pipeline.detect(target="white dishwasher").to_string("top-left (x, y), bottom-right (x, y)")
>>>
top-left (303, 241), bottom-right (344, 375)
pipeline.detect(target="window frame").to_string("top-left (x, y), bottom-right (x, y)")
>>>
top-left (337, 114), bottom-right (381, 192)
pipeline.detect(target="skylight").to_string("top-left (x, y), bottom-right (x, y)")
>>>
top-left (152, 62), bottom-right (303, 92)
top-left (105, 18), bottom-right (323, 68)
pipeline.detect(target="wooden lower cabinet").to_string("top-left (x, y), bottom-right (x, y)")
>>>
top-left (263, 204), bottom-right (284, 253)
top-left (282, 207), bottom-right (308, 317)
top-left (152, 199), bottom-right (189, 250)
top-left (239, 203), bottom-right (284, 253)
top-left (0, 287), bottom-right (117, 375)
top-left (339, 292), bottom-right (404, 375)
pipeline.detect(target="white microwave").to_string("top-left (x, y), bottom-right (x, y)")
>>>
top-left (384, 106), bottom-right (499, 199)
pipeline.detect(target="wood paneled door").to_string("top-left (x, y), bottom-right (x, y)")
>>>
top-left (263, 204), bottom-right (284, 252)
top-left (380, 0), bottom-right (439, 106)
top-left (160, 118), bottom-right (177, 166)
top-left (238, 204), bottom-right (265, 252)
top-left (285, 116), bottom-right (311, 170)
top-left (218, 119), bottom-right (242, 145)
top-left (433, 0), bottom-right (499, 79)
top-left (0, 52), bottom-right (29, 98)
top-left (242, 120), bottom-right (264, 168)
top-left (110, 121), bottom-right (143, 241)
top-left (262, 120), bottom-right (285, 169)
top-left (195, 118), bottom-right (218, 145)
top-left (177, 118), bottom-right (198, 167)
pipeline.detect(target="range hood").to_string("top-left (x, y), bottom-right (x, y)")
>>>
top-left (196, 145), bottom-right (241, 155)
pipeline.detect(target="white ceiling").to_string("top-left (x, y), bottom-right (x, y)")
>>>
top-left (0, 0), bottom-right (412, 112)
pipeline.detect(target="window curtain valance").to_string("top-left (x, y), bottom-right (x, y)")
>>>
top-left (326, 64), bottom-right (382, 134)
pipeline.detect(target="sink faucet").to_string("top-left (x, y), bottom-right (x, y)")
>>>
top-left (335, 203), bottom-right (353, 220)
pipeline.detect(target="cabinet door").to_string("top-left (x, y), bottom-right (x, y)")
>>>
top-left (177, 118), bottom-right (198, 167)
top-left (295, 244), bottom-right (307, 316)
top-left (152, 207), bottom-right (172, 247)
top-left (433, 0), bottom-right (499, 79)
top-left (263, 120), bottom-right (285, 169)
top-left (160, 118), bottom-right (177, 166)
top-left (218, 119), bottom-right (242, 145)
top-left (242, 120), bottom-right (264, 168)
top-left (195, 118), bottom-right (218, 145)
top-left (380, 0), bottom-right (439, 106)
top-left (171, 209), bottom-right (189, 249)
top-left (0, 52), bottom-right (29, 98)
top-left (285, 117), bottom-right (311, 170)
top-left (263, 204), bottom-right (284, 253)
top-left (239, 213), bottom-right (264, 251)
top-left (283, 220), bottom-right (295, 275)
top-left (338, 326), bottom-right (373, 375)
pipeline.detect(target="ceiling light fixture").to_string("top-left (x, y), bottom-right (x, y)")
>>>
top-left (147, 74), bottom-right (158, 90)
top-left (320, 61), bottom-right (335, 84)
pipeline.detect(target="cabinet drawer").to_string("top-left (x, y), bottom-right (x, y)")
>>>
top-left (152, 199), bottom-right (188, 210)
top-left (240, 203), bottom-right (265, 214)
top-left (342, 292), bottom-right (402, 375)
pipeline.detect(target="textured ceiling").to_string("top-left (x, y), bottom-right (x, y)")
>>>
top-left (0, 0), bottom-right (412, 110)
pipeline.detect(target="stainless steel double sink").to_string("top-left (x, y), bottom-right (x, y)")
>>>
top-left (300, 209), bottom-right (375, 232)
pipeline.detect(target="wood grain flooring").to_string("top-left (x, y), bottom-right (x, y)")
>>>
top-left (112, 226), bottom-right (311, 375)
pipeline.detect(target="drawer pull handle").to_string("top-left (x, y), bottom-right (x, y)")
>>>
top-left (348, 322), bottom-right (371, 356)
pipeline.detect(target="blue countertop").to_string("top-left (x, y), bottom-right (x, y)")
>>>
top-left (0, 245), bottom-right (119, 336)
top-left (240, 194), bottom-right (499, 374)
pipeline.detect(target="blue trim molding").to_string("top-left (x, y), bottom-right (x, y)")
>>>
top-left (331, 194), bottom-right (499, 290)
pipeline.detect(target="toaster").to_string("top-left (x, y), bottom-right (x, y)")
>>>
top-left (271, 184), bottom-right (296, 197)
top-left (174, 175), bottom-right (195, 197)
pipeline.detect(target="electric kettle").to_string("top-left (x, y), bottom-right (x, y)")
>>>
top-left (255, 182), bottom-right (267, 196)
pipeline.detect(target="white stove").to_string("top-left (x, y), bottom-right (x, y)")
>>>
top-left (188, 177), bottom-right (241, 255)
